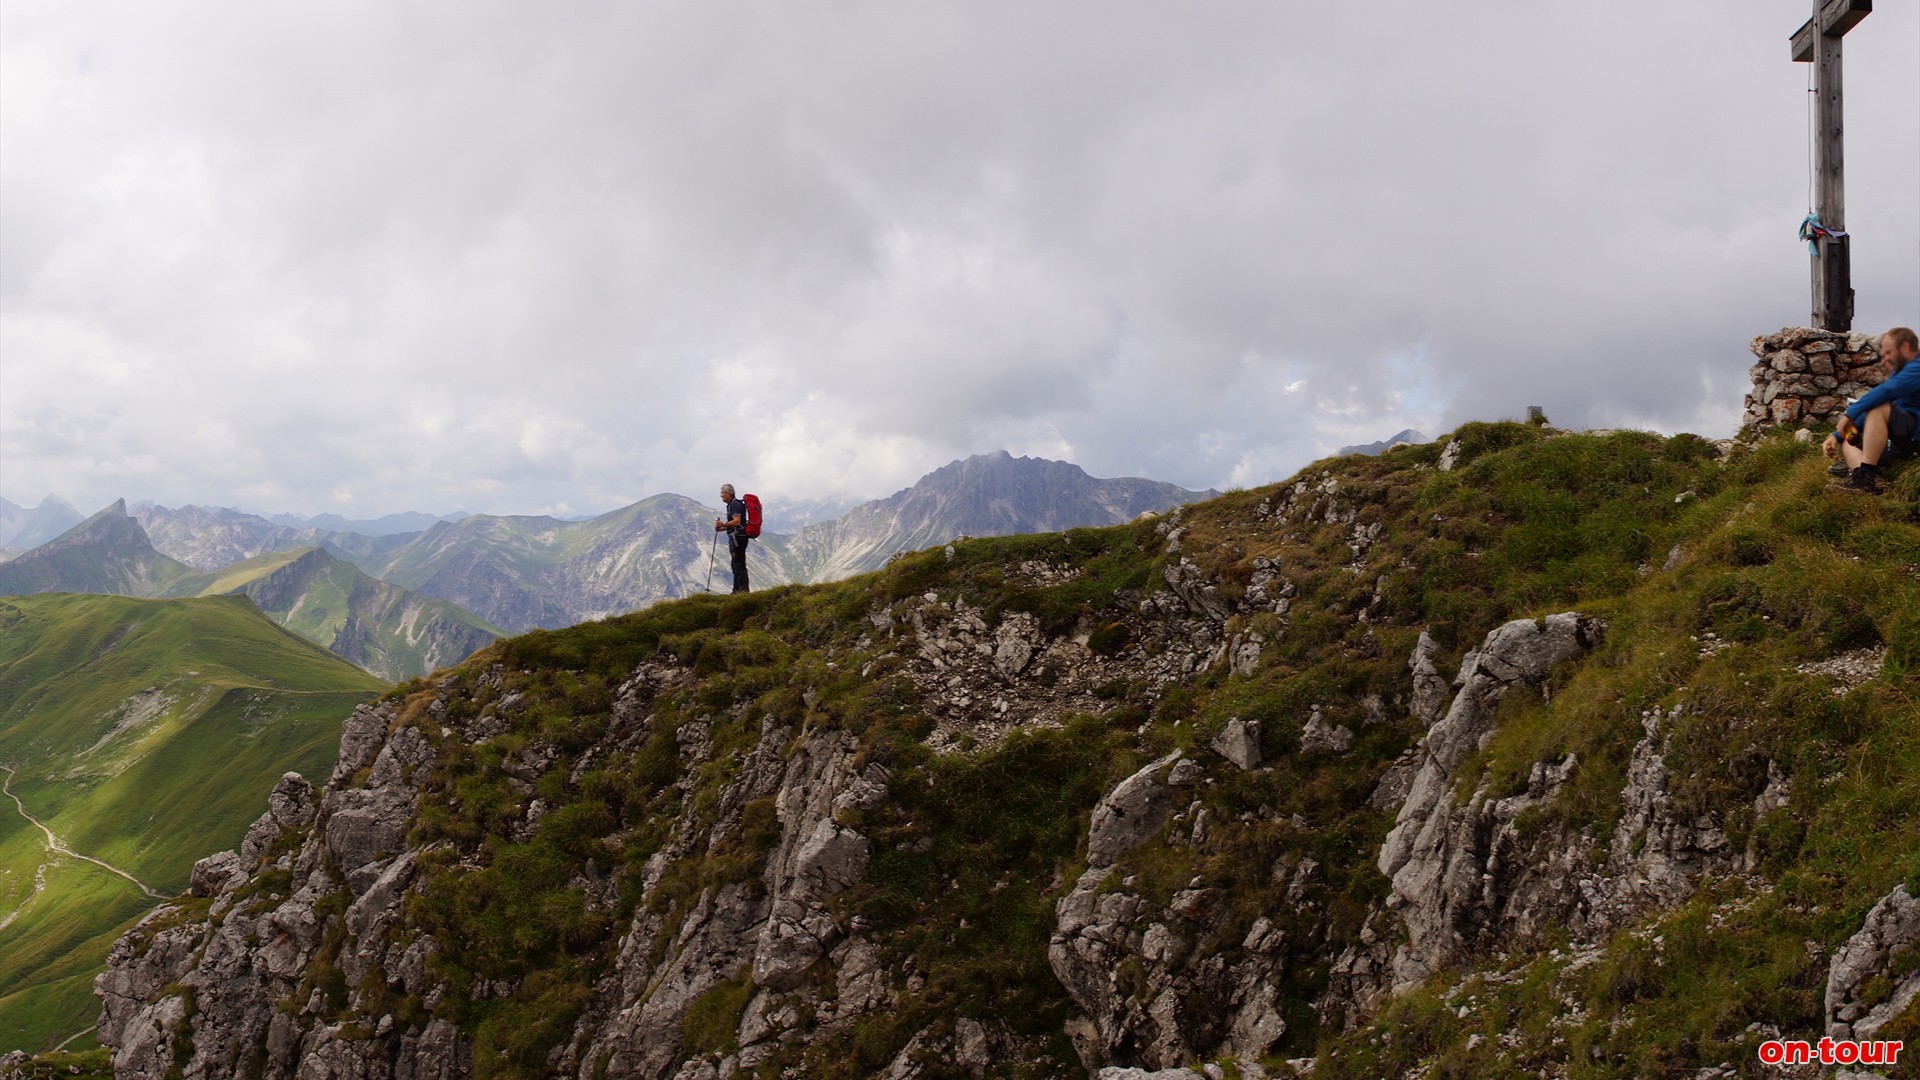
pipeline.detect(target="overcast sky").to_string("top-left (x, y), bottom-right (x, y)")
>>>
top-left (2, 2), bottom-right (1915, 519)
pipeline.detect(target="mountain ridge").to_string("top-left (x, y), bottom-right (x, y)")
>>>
top-left (166, 547), bottom-right (503, 682)
top-left (0, 501), bottom-right (194, 599)
top-left (1336, 428), bottom-right (1430, 457)
top-left (75, 425), bottom-right (1920, 1078)
top-left (0, 509), bottom-right (498, 682)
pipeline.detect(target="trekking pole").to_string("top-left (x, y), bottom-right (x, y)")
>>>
top-left (706, 531), bottom-right (718, 592)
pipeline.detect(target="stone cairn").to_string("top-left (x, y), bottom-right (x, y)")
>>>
top-left (1744, 327), bottom-right (1883, 432)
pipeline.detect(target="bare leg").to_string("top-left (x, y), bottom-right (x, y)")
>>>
top-left (1838, 405), bottom-right (1892, 468)
top-left (1860, 404), bottom-right (1892, 466)
top-left (1842, 429), bottom-right (1866, 469)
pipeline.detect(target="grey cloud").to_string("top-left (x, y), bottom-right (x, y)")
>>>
top-left (1, 1), bottom-right (1914, 516)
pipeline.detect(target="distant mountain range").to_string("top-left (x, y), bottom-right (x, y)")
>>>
top-left (261, 508), bottom-right (469, 536)
top-left (1338, 429), bottom-right (1430, 457)
top-left (2, 452), bottom-right (1214, 663)
top-left (129, 503), bottom-right (417, 571)
top-left (0, 503), bottom-right (497, 682)
top-left (0, 496), bottom-right (83, 556)
top-left (767, 451), bottom-right (1216, 584)
top-left (343, 452), bottom-right (1214, 632)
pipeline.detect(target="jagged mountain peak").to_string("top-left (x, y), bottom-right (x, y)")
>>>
top-left (0, 499), bottom-right (189, 600)
top-left (1338, 429), bottom-right (1432, 457)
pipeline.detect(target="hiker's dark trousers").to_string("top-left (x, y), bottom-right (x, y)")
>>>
top-left (730, 535), bottom-right (750, 593)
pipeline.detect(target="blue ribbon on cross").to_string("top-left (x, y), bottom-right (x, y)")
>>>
top-left (1799, 213), bottom-right (1847, 255)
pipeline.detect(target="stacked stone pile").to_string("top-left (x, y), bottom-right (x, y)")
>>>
top-left (1744, 327), bottom-right (1882, 430)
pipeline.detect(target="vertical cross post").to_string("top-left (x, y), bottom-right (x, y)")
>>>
top-left (1792, 0), bottom-right (1870, 331)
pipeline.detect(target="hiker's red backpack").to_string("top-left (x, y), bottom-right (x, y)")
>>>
top-left (742, 494), bottom-right (763, 538)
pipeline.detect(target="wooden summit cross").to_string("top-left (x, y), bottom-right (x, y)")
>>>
top-left (1793, 0), bottom-right (1871, 332)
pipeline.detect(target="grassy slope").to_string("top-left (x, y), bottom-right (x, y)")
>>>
top-left (169, 546), bottom-right (311, 596)
top-left (1310, 431), bottom-right (1920, 1079)
top-left (0, 593), bottom-right (384, 1054)
top-left (370, 426), bottom-right (1916, 1079)
top-left (165, 547), bottom-right (504, 681)
top-left (40, 428), bottom-right (1918, 1077)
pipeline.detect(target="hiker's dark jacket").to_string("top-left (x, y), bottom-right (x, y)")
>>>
top-left (724, 498), bottom-right (749, 549)
top-left (1847, 362), bottom-right (1920, 426)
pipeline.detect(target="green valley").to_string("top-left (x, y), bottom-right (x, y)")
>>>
top-left (1, 504), bottom-right (500, 682)
top-left (0, 593), bottom-right (383, 1054)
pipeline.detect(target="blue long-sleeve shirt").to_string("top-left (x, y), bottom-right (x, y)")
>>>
top-left (1846, 362), bottom-right (1920, 425)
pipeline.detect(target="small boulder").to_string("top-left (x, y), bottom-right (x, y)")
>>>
top-left (1210, 719), bottom-right (1262, 771)
top-left (1299, 710), bottom-right (1354, 755)
top-left (1087, 752), bottom-right (1184, 867)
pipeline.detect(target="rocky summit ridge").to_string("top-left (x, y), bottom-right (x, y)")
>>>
top-left (48, 425), bottom-right (1920, 1078)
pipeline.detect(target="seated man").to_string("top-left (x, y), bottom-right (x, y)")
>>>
top-left (1824, 326), bottom-right (1920, 491)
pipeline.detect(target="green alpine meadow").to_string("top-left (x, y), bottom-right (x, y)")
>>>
top-left (0, 593), bottom-right (384, 1056)
top-left (50, 425), bottom-right (1920, 1079)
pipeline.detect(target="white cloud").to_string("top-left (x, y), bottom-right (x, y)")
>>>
top-left (1, 1), bottom-right (1914, 516)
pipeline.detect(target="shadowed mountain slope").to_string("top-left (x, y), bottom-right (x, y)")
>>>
top-left (0, 502), bottom-right (193, 599)
top-left (164, 548), bottom-right (503, 682)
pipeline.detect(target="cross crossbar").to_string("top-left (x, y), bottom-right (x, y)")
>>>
top-left (1792, 0), bottom-right (1871, 61)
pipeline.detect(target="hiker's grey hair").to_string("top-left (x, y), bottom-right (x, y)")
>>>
top-left (720, 484), bottom-right (735, 497)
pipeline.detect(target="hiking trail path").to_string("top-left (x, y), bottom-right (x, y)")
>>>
top-left (1, 764), bottom-right (169, 901)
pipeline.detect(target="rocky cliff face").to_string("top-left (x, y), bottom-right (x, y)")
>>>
top-left (84, 425), bottom-right (1920, 1078)
top-left (130, 502), bottom-right (418, 573)
top-left (131, 503), bottom-right (316, 571)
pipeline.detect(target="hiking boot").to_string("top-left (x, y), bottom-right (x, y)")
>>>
top-left (1846, 463), bottom-right (1885, 493)
top-left (1827, 460), bottom-right (1850, 477)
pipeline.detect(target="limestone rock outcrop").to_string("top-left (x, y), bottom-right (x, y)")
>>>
top-left (1050, 751), bottom-right (1288, 1073)
top-left (1826, 885), bottom-right (1920, 1041)
top-left (1373, 613), bottom-right (1607, 993)
top-left (1328, 615), bottom-right (1768, 1025)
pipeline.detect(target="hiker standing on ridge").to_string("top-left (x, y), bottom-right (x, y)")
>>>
top-left (1823, 327), bottom-right (1920, 492)
top-left (715, 484), bottom-right (750, 593)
